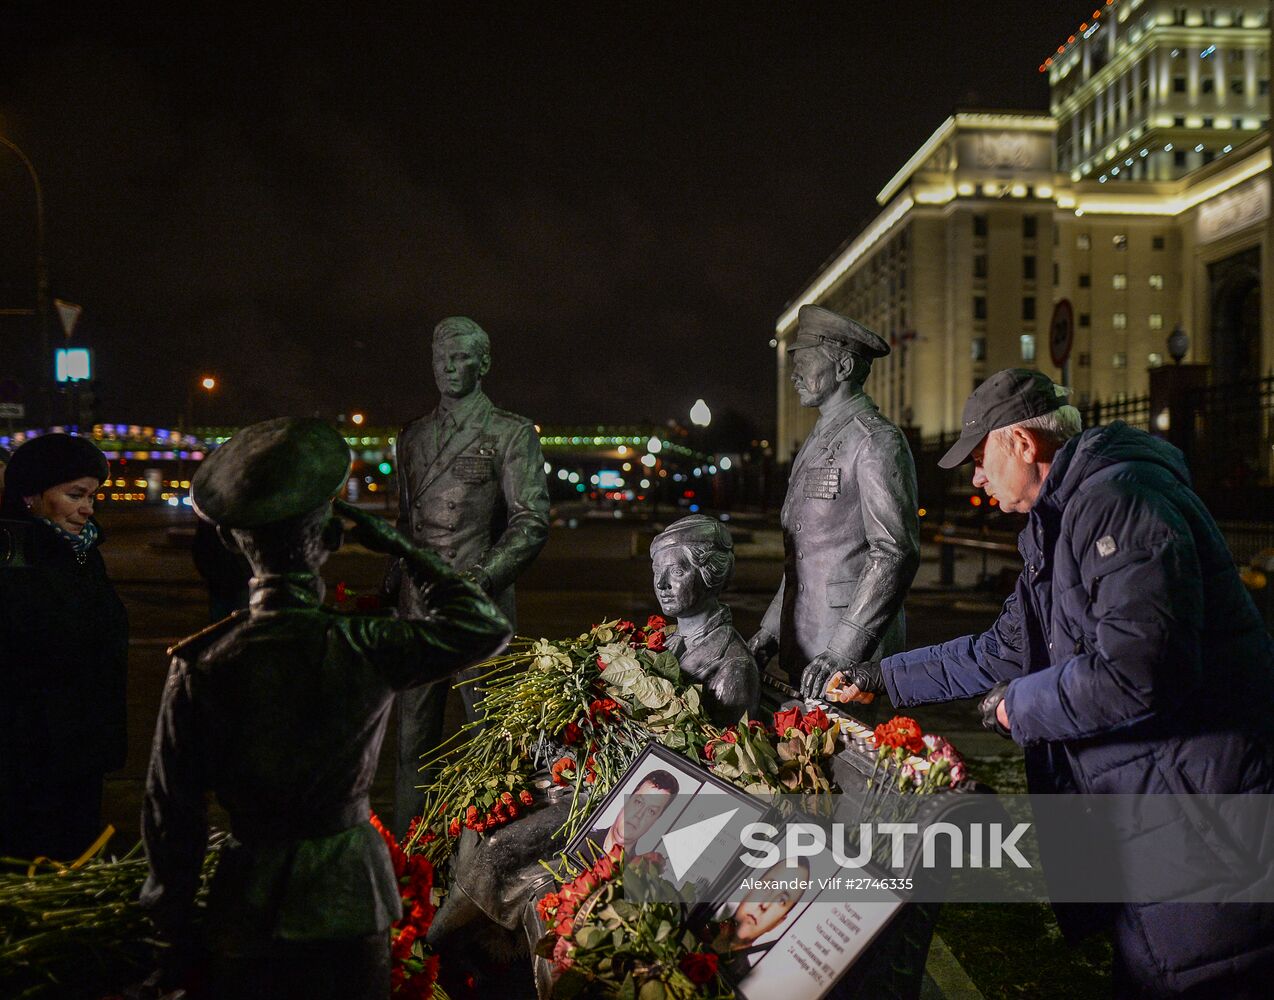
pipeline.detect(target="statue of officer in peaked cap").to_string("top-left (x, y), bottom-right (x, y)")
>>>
top-left (748, 305), bottom-right (920, 708)
top-left (140, 417), bottom-right (510, 1000)
top-left (389, 316), bottom-right (550, 834)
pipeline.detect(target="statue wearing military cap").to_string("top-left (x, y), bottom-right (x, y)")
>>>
top-left (389, 316), bottom-right (551, 835)
top-left (748, 304), bottom-right (921, 706)
top-left (141, 416), bottom-right (510, 999)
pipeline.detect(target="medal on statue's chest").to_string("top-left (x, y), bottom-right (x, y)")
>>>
top-left (803, 442), bottom-right (842, 500)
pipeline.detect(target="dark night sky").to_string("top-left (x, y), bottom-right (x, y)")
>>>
top-left (0, 2), bottom-right (1087, 432)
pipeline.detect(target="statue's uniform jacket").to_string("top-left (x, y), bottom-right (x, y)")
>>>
top-left (665, 605), bottom-right (759, 726)
top-left (393, 389), bottom-right (550, 626)
top-left (761, 391), bottom-right (920, 681)
top-left (140, 571), bottom-right (510, 950)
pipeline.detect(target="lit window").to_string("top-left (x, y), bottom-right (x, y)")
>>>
top-left (971, 337), bottom-right (987, 362)
top-left (1113, 312), bottom-right (1127, 329)
top-left (1113, 234), bottom-right (1128, 250)
top-left (1113, 273), bottom-right (1128, 289)
top-left (1113, 352), bottom-right (1128, 368)
top-left (1020, 334), bottom-right (1037, 362)
top-left (1149, 352), bottom-right (1164, 367)
top-left (1149, 313), bottom-right (1164, 329)
top-left (1149, 274), bottom-right (1164, 289)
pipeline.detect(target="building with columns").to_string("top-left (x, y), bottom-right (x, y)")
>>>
top-left (775, 0), bottom-right (1272, 460)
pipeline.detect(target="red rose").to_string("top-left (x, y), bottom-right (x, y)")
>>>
top-left (773, 705), bottom-right (803, 736)
top-left (561, 721), bottom-right (584, 745)
top-left (645, 630), bottom-right (666, 652)
top-left (617, 620), bottom-right (636, 633)
top-left (551, 756), bottom-right (577, 786)
top-left (553, 915), bottom-right (574, 938)
top-left (800, 706), bottom-right (831, 734)
top-left (447, 818), bottom-right (460, 838)
top-left (646, 614), bottom-right (667, 631)
top-left (465, 805), bottom-right (479, 823)
top-left (593, 850), bottom-right (621, 881)
top-left (703, 739), bottom-right (720, 761)
top-left (596, 655), bottom-right (607, 671)
top-left (723, 729), bottom-right (738, 743)
top-left (680, 951), bottom-right (719, 984)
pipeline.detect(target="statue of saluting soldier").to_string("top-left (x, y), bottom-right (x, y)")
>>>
top-left (141, 416), bottom-right (511, 999)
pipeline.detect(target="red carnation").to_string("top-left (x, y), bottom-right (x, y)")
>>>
top-left (800, 706), bottom-right (832, 735)
top-left (588, 697), bottom-right (619, 723)
top-left (561, 721), bottom-right (584, 745)
top-left (551, 756), bottom-right (577, 786)
top-left (680, 951), bottom-right (719, 984)
top-left (519, 789), bottom-right (534, 806)
top-left (500, 790), bottom-right (515, 806)
top-left (874, 715), bottom-right (925, 754)
top-left (773, 705), bottom-right (803, 736)
top-left (536, 891), bottom-right (562, 920)
top-left (617, 620), bottom-right (636, 633)
top-left (447, 818), bottom-right (460, 838)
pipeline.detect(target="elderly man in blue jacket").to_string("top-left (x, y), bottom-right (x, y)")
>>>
top-left (828, 369), bottom-right (1274, 997)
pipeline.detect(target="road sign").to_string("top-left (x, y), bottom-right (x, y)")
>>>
top-left (0, 403), bottom-right (24, 419)
top-left (55, 299), bottom-right (83, 340)
top-left (1049, 298), bottom-right (1075, 369)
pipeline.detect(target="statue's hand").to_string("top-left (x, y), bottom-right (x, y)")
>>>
top-left (801, 649), bottom-right (857, 701)
top-left (747, 628), bottom-right (779, 668)
top-left (332, 499), bottom-right (404, 555)
top-left (825, 661), bottom-right (885, 705)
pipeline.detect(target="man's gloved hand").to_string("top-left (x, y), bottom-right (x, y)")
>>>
top-left (824, 661), bottom-right (885, 704)
top-left (747, 628), bottom-right (780, 669)
top-left (978, 681), bottom-right (1013, 739)
top-left (800, 648), bottom-right (857, 700)
top-left (333, 499), bottom-right (404, 555)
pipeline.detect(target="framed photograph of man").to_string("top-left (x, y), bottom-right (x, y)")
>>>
top-left (565, 744), bottom-right (766, 896)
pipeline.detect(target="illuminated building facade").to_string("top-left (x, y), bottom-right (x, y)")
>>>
top-left (775, 0), bottom-right (1273, 459)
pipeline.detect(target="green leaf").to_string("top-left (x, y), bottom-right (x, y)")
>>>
top-left (638, 980), bottom-right (667, 1000)
top-left (649, 651), bottom-right (682, 681)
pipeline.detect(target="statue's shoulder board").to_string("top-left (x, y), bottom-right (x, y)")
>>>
top-left (167, 609), bottom-right (249, 659)
top-left (856, 411), bottom-right (893, 433)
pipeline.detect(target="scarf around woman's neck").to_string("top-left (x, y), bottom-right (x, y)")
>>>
top-left (36, 516), bottom-right (99, 561)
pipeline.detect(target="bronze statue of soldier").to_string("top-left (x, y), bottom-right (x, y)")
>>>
top-left (748, 305), bottom-right (920, 705)
top-left (389, 316), bottom-right (550, 833)
top-left (651, 514), bottom-right (758, 725)
top-left (140, 417), bottom-right (511, 1000)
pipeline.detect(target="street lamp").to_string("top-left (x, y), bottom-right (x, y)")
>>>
top-left (201, 376), bottom-right (217, 391)
top-left (0, 135), bottom-right (49, 426)
top-left (690, 399), bottom-right (712, 427)
top-left (351, 412), bottom-right (365, 426)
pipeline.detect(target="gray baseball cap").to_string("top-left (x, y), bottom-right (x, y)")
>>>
top-left (939, 368), bottom-right (1071, 469)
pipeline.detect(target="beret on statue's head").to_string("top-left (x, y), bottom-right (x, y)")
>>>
top-left (190, 417), bottom-right (352, 528)
top-left (788, 305), bottom-right (891, 359)
top-left (649, 514), bottom-right (734, 556)
top-left (1, 433), bottom-right (109, 515)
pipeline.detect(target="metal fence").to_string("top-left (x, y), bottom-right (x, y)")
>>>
top-left (911, 373), bottom-right (1274, 542)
